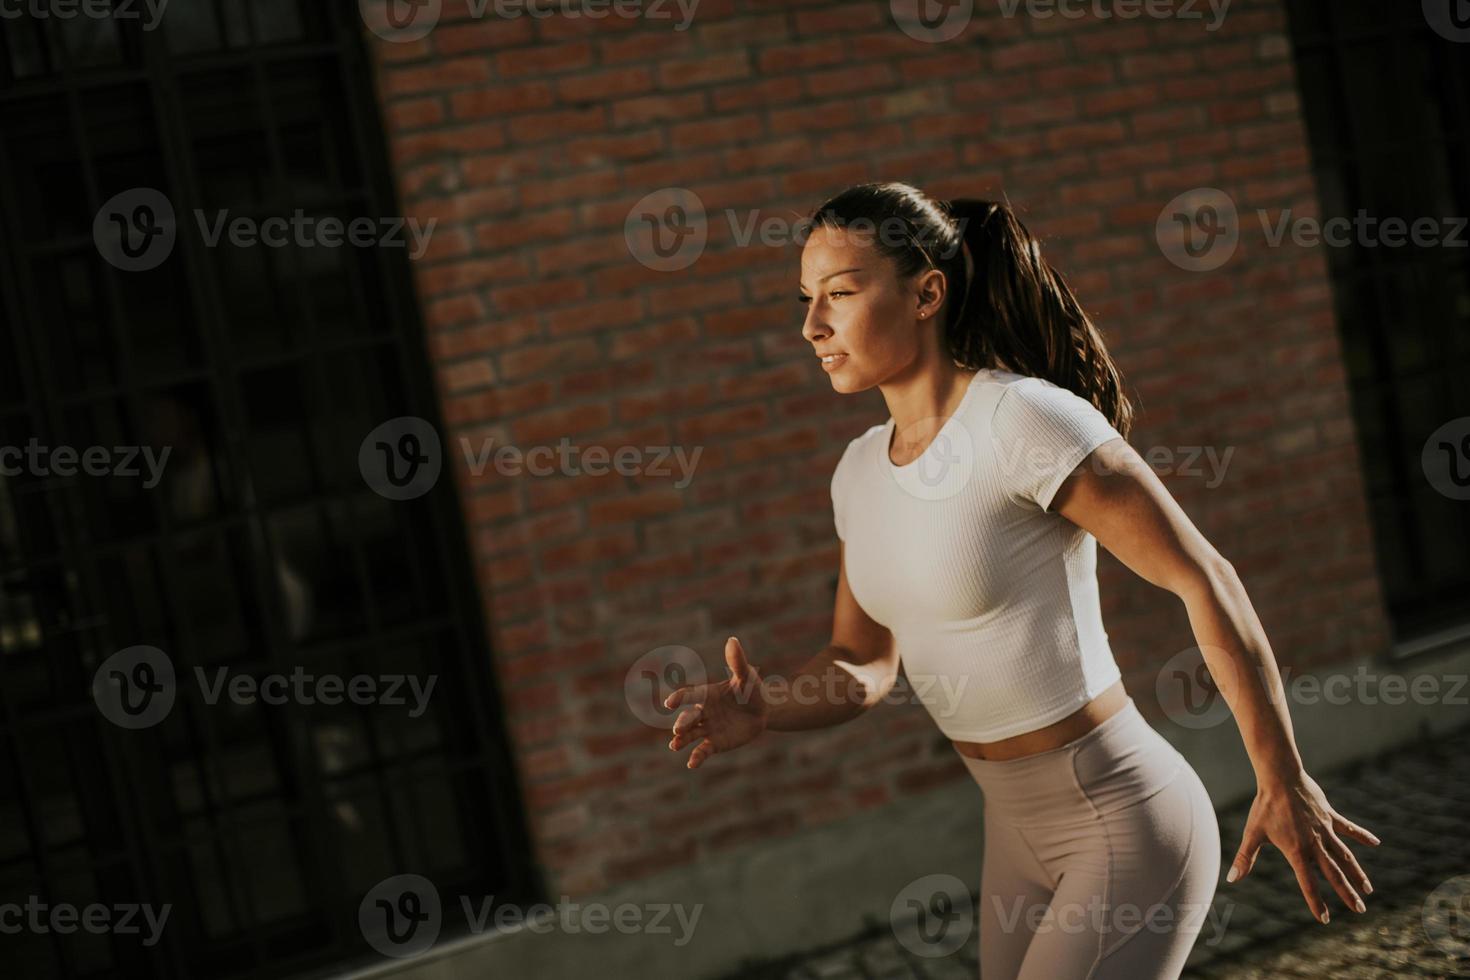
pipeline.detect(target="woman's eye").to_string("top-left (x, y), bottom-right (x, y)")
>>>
top-left (830, 291), bottom-right (849, 298)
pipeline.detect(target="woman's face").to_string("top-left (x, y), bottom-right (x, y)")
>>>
top-left (799, 223), bottom-right (944, 393)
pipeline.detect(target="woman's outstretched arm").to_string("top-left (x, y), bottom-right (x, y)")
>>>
top-left (1048, 436), bottom-right (1381, 925)
top-left (666, 543), bottom-right (899, 767)
top-left (764, 542), bottom-right (900, 732)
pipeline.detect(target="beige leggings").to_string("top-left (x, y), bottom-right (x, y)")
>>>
top-left (955, 697), bottom-right (1221, 980)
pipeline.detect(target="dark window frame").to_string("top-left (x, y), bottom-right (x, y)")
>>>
top-left (1284, 0), bottom-right (1470, 653)
top-left (0, 5), bottom-right (544, 978)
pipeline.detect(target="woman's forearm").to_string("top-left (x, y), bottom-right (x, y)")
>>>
top-left (1179, 559), bottom-right (1306, 788)
top-left (760, 643), bottom-right (894, 732)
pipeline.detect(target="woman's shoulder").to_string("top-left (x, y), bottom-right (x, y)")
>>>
top-left (973, 366), bottom-right (1041, 390)
top-left (832, 422), bottom-right (886, 481)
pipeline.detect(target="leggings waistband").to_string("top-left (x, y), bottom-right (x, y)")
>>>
top-left (955, 698), bottom-right (1184, 822)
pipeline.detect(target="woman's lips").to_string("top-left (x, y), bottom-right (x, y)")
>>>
top-left (820, 353), bottom-right (848, 370)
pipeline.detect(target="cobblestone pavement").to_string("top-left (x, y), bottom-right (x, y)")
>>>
top-left (721, 722), bottom-right (1470, 979)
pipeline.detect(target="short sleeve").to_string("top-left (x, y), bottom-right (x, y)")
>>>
top-left (831, 433), bottom-right (868, 541)
top-left (990, 378), bottom-right (1124, 512)
top-left (831, 448), bottom-right (848, 541)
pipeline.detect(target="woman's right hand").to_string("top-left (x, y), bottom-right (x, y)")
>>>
top-left (664, 636), bottom-right (768, 769)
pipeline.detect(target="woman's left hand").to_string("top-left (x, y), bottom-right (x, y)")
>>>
top-left (1225, 768), bottom-right (1381, 923)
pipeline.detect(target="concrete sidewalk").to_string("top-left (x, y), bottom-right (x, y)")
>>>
top-left (720, 720), bottom-right (1470, 979)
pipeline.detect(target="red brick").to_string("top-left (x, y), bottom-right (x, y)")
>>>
top-left (417, 254), bottom-right (531, 296)
top-left (491, 277), bottom-right (589, 314)
top-left (385, 97), bottom-right (445, 131)
top-left (501, 338), bottom-right (602, 381)
top-left (449, 81), bottom-right (556, 119)
top-left (432, 18), bottom-right (533, 55)
top-left (610, 92), bottom-right (708, 127)
top-left (556, 66), bottom-right (655, 103)
top-left (382, 57), bottom-right (492, 97)
top-left (475, 208), bottom-right (578, 251)
top-left (546, 296), bottom-right (644, 337)
top-left (757, 38), bottom-right (845, 74)
top-left (609, 318), bottom-right (700, 359)
top-left (495, 41), bottom-right (594, 78)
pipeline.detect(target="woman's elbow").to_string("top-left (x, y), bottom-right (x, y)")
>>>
top-left (1172, 553), bottom-right (1238, 604)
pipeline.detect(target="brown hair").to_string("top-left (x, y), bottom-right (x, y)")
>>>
top-left (808, 181), bottom-right (1134, 439)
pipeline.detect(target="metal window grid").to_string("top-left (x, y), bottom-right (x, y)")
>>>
top-left (1284, 0), bottom-right (1470, 643)
top-left (0, 3), bottom-right (544, 977)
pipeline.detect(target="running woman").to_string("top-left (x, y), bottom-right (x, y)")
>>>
top-left (664, 181), bottom-right (1380, 980)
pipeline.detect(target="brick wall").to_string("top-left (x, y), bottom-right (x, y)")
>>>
top-left (359, 0), bottom-right (1389, 897)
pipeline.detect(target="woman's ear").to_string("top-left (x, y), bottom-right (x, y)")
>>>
top-left (914, 268), bottom-right (947, 319)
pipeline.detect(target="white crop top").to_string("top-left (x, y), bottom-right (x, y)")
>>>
top-left (830, 367), bottom-right (1127, 742)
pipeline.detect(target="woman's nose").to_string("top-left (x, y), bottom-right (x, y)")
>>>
top-left (801, 304), bottom-right (827, 343)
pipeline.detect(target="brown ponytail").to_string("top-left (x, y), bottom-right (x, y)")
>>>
top-left (809, 183), bottom-right (1134, 439)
